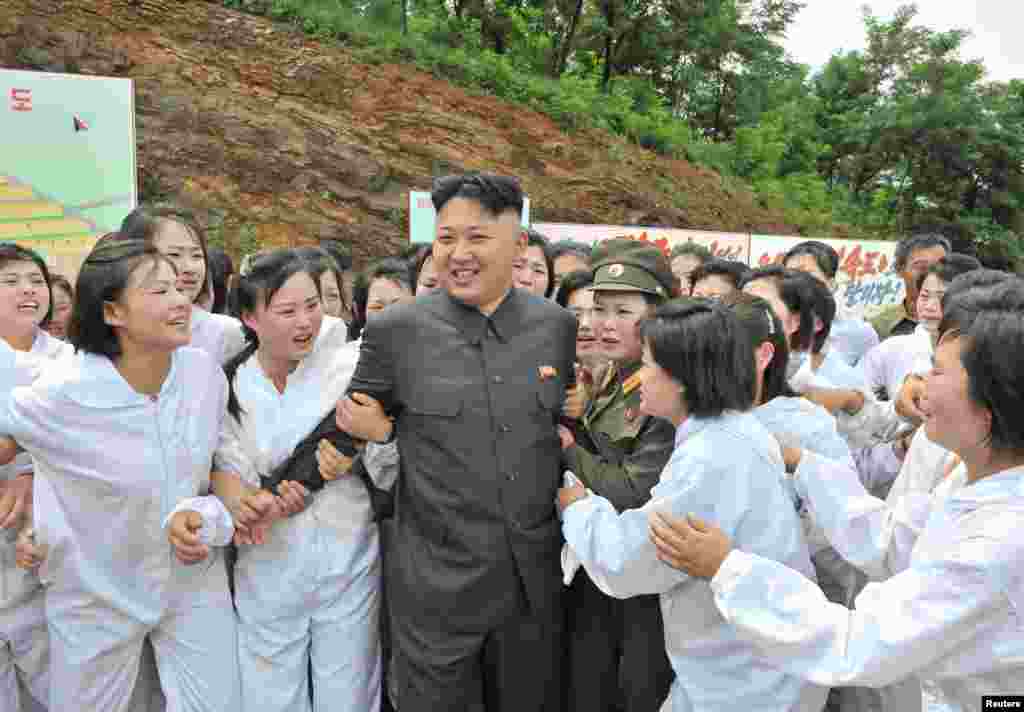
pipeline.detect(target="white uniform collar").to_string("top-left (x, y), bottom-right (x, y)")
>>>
top-left (947, 465), bottom-right (1024, 504)
top-left (61, 349), bottom-right (182, 409)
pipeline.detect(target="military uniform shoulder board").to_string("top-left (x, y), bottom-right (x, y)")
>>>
top-left (621, 372), bottom-right (643, 396)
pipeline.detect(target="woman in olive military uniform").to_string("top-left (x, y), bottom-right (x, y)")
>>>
top-left (559, 239), bottom-right (677, 712)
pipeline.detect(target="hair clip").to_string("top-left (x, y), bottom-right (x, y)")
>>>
top-left (765, 308), bottom-right (775, 334)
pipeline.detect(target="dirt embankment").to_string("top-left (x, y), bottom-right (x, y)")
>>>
top-left (1, 0), bottom-right (801, 263)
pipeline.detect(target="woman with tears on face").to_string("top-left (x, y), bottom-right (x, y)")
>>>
top-left (0, 239), bottom-right (241, 712)
top-left (649, 280), bottom-right (1024, 712)
top-left (211, 249), bottom-right (395, 712)
top-left (556, 239), bottom-right (677, 712)
top-left (0, 243), bottom-right (71, 711)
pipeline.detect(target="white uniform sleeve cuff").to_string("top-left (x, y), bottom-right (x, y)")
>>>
top-left (162, 496), bottom-right (235, 547)
top-left (710, 549), bottom-right (754, 596)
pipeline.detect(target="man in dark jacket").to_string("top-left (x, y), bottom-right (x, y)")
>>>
top-left (337, 173), bottom-right (576, 712)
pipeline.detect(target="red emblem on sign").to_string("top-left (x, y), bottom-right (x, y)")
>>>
top-left (10, 88), bottom-right (32, 112)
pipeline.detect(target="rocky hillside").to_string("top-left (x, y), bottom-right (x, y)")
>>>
top-left (2, 0), bottom-right (802, 264)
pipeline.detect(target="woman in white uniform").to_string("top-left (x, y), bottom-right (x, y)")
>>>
top-left (0, 239), bottom-right (241, 712)
top-left (783, 241), bottom-right (879, 367)
top-left (0, 245), bottom-right (70, 712)
top-left (120, 206), bottom-right (246, 364)
top-left (859, 255), bottom-right (980, 402)
top-left (743, 267), bottom-right (865, 391)
top-left (556, 299), bottom-right (825, 712)
top-left (212, 249), bottom-right (391, 712)
top-left (651, 279), bottom-right (1024, 712)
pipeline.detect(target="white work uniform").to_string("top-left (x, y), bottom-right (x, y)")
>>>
top-left (809, 347), bottom-right (869, 390)
top-left (132, 306), bottom-right (247, 712)
top-left (189, 306), bottom-right (246, 365)
top-left (751, 397), bottom-right (857, 586)
top-left (215, 316), bottom-right (382, 712)
top-left (829, 317), bottom-right (879, 367)
top-left (712, 462), bottom-right (1024, 712)
top-left (0, 346), bottom-right (240, 712)
top-left (884, 428), bottom-right (957, 508)
top-left (1, 330), bottom-right (69, 712)
top-left (860, 325), bottom-right (932, 401)
top-left (563, 411), bottom-right (826, 712)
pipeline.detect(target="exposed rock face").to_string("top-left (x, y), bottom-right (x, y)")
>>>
top-left (1, 0), bottom-right (800, 264)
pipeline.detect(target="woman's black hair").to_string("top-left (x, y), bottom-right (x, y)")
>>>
top-left (802, 274), bottom-right (836, 353)
top-left (723, 292), bottom-right (798, 404)
top-left (783, 241), bottom-right (840, 280)
top-left (937, 275), bottom-right (1021, 340)
top-left (914, 253), bottom-right (982, 293)
top-left (223, 249), bottom-right (321, 421)
top-left (411, 244), bottom-right (435, 292)
top-left (295, 246), bottom-right (347, 318)
top-left (347, 257), bottom-right (415, 342)
top-left (119, 204), bottom-right (213, 306)
top-left (555, 269), bottom-right (594, 308)
top-left (523, 228), bottom-right (555, 298)
top-left (937, 270), bottom-right (1011, 337)
top-left (0, 242), bottom-right (55, 327)
top-left (958, 280), bottom-right (1024, 453)
top-left (639, 298), bottom-right (755, 418)
top-left (48, 273), bottom-right (73, 301)
top-left (319, 240), bottom-right (353, 272)
top-left (207, 247), bottom-right (234, 315)
top-left (68, 237), bottom-right (175, 358)
top-left (689, 258), bottom-right (748, 294)
top-left (742, 266), bottom-right (832, 354)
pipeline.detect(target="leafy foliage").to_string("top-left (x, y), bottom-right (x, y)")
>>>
top-left (223, 0), bottom-right (1024, 259)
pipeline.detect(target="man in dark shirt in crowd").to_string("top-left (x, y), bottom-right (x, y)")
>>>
top-left (337, 173), bottom-right (577, 712)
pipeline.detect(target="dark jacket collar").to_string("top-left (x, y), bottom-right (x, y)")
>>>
top-left (429, 287), bottom-right (527, 344)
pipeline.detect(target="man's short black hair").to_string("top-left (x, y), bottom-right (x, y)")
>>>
top-left (893, 233), bottom-right (951, 272)
top-left (958, 280), bottom-right (1024, 453)
top-left (69, 238), bottom-right (174, 359)
top-left (555, 269), bottom-right (594, 308)
top-left (690, 258), bottom-right (748, 291)
top-left (640, 299), bottom-right (755, 418)
top-left (549, 240), bottom-right (593, 264)
top-left (915, 253), bottom-right (981, 293)
top-left (783, 241), bottom-right (840, 280)
top-left (0, 242), bottom-right (55, 327)
top-left (670, 242), bottom-right (713, 262)
top-left (431, 173), bottom-right (524, 218)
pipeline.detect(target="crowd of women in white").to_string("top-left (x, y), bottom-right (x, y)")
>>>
top-left (0, 204), bottom-right (1020, 712)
